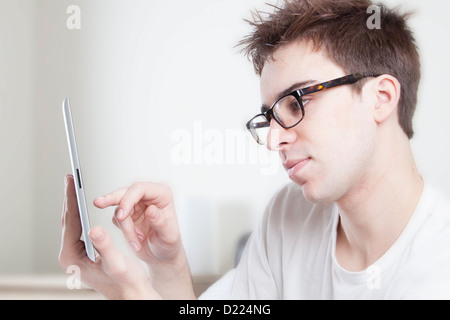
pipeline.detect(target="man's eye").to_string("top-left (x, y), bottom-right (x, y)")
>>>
top-left (302, 99), bottom-right (310, 107)
top-left (289, 101), bottom-right (299, 112)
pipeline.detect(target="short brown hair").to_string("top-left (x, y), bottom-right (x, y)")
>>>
top-left (239, 0), bottom-right (421, 139)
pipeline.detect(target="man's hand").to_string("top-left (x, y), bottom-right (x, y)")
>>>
top-left (59, 175), bottom-right (160, 300)
top-left (93, 181), bottom-right (196, 300)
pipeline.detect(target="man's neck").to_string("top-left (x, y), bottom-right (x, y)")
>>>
top-left (335, 135), bottom-right (424, 272)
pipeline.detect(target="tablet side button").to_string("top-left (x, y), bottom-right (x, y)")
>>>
top-left (76, 169), bottom-right (82, 189)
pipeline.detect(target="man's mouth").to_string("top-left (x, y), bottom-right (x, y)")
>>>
top-left (284, 158), bottom-right (311, 177)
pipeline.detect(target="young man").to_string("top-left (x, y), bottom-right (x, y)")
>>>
top-left (60, 0), bottom-right (450, 299)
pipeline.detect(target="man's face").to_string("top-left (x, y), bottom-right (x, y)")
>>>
top-left (260, 41), bottom-right (377, 204)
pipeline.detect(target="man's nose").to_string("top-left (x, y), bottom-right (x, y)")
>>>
top-left (266, 120), bottom-right (284, 151)
top-left (267, 119), bottom-right (298, 151)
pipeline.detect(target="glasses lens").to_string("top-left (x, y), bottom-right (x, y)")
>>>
top-left (247, 115), bottom-right (270, 145)
top-left (273, 95), bottom-right (303, 128)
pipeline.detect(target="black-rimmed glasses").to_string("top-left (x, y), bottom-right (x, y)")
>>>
top-left (246, 73), bottom-right (380, 145)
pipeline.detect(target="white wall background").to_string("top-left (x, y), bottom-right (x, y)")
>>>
top-left (0, 0), bottom-right (449, 277)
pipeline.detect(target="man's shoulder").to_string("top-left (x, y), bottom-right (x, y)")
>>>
top-left (419, 183), bottom-right (450, 235)
top-left (427, 184), bottom-right (450, 218)
top-left (391, 183), bottom-right (450, 299)
top-left (392, 184), bottom-right (450, 299)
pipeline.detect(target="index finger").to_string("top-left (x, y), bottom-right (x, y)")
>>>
top-left (95, 182), bottom-right (173, 222)
top-left (93, 187), bottom-right (127, 209)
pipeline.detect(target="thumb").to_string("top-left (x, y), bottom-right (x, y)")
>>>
top-left (89, 227), bottom-right (127, 277)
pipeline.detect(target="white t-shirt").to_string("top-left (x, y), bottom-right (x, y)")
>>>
top-left (200, 182), bottom-right (450, 300)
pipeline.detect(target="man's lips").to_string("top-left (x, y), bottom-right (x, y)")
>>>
top-left (284, 158), bottom-right (311, 177)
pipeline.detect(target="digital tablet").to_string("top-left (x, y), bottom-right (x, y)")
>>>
top-left (62, 97), bottom-right (96, 262)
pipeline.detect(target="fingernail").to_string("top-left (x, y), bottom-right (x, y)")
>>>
top-left (113, 215), bottom-right (121, 229)
top-left (137, 233), bottom-right (144, 243)
top-left (117, 209), bottom-right (124, 220)
top-left (129, 241), bottom-right (140, 252)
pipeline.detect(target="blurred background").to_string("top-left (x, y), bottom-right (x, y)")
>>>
top-left (0, 0), bottom-right (449, 299)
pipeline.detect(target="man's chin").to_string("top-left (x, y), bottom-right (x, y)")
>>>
top-left (288, 173), bottom-right (306, 187)
top-left (297, 181), bottom-right (335, 205)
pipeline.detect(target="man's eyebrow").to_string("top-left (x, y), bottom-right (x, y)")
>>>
top-left (261, 79), bottom-right (317, 113)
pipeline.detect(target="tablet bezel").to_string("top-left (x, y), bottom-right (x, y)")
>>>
top-left (62, 97), bottom-right (96, 262)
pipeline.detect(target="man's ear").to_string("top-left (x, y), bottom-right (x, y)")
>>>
top-left (372, 75), bottom-right (401, 124)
